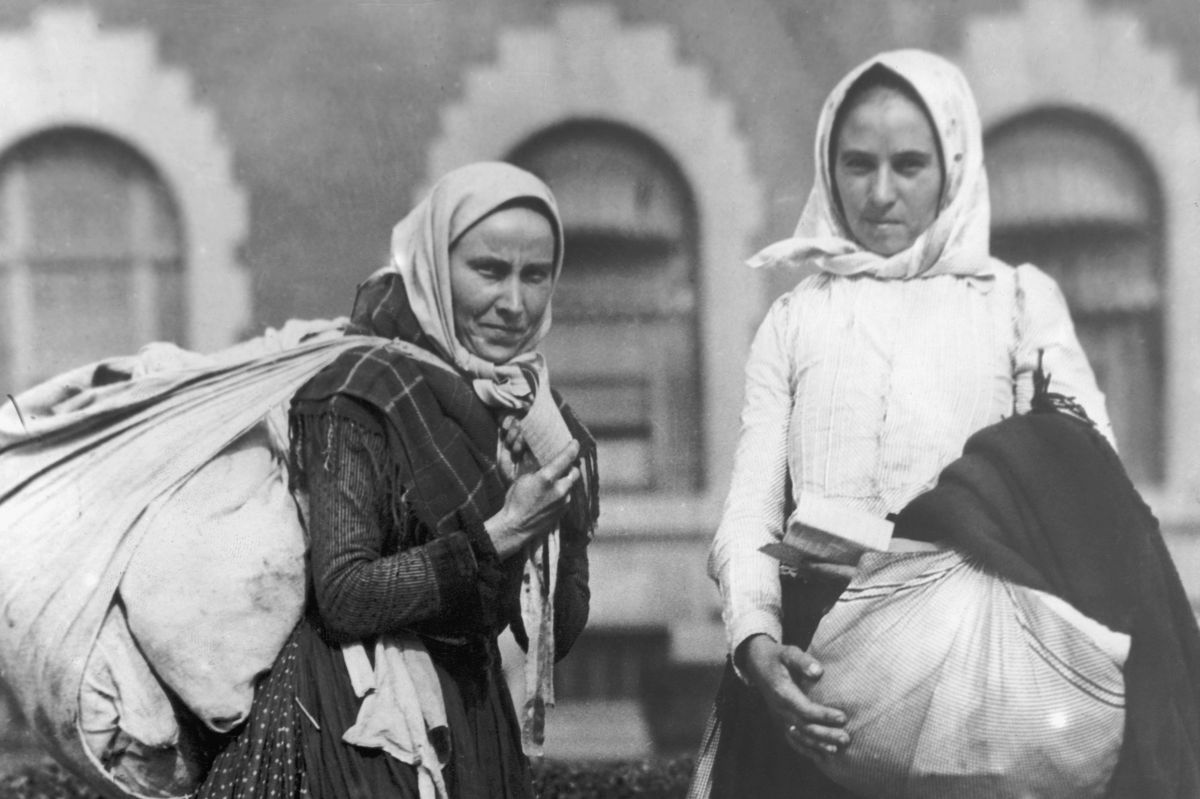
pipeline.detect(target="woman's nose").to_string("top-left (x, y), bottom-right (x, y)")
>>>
top-left (869, 169), bottom-right (897, 206)
top-left (495, 277), bottom-right (523, 316)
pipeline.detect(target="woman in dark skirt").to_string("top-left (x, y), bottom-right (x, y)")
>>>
top-left (199, 162), bottom-right (598, 799)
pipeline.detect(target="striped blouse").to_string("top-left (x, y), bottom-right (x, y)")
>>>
top-left (709, 262), bottom-right (1114, 657)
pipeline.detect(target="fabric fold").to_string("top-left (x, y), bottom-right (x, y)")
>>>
top-left (748, 49), bottom-right (993, 281)
top-left (341, 635), bottom-right (451, 799)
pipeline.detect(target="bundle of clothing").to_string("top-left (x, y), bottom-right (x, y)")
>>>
top-left (697, 401), bottom-right (1200, 799)
top-left (880, 403), bottom-right (1200, 798)
top-left (0, 320), bottom-right (361, 799)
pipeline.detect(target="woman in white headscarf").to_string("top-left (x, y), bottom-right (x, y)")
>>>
top-left (199, 162), bottom-right (598, 799)
top-left (693, 50), bottom-right (1113, 797)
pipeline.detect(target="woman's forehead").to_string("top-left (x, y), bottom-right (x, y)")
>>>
top-left (454, 205), bottom-right (556, 257)
top-left (837, 87), bottom-right (938, 149)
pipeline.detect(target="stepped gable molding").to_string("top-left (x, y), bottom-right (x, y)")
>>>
top-left (0, 6), bottom-right (250, 350)
top-left (960, 0), bottom-right (1200, 500)
top-left (428, 4), bottom-right (766, 495)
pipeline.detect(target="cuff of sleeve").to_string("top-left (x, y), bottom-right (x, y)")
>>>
top-left (728, 608), bottom-right (783, 684)
top-left (424, 533), bottom-right (483, 624)
top-left (452, 513), bottom-right (505, 627)
top-left (432, 531), bottom-right (480, 585)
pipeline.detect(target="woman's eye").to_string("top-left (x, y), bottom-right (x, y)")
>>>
top-left (894, 156), bottom-right (930, 176)
top-left (841, 156), bottom-right (874, 175)
top-left (523, 267), bottom-right (552, 285)
top-left (472, 261), bottom-right (504, 279)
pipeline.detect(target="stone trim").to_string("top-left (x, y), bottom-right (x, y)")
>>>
top-left (0, 6), bottom-right (250, 352)
top-left (426, 4), bottom-right (765, 497)
top-left (959, 0), bottom-right (1200, 501)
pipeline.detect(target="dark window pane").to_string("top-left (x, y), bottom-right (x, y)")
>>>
top-left (512, 122), bottom-right (703, 491)
top-left (988, 110), bottom-right (1163, 483)
top-left (0, 128), bottom-right (184, 390)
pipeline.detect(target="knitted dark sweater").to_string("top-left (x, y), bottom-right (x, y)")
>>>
top-left (303, 396), bottom-right (590, 660)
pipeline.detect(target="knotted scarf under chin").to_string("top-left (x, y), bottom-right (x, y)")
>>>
top-left (465, 351), bottom-right (580, 758)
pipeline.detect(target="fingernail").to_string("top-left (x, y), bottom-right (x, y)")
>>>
top-left (823, 744), bottom-right (837, 754)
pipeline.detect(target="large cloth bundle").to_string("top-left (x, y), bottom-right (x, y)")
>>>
top-left (0, 323), bottom-right (373, 799)
top-left (690, 410), bottom-right (1200, 799)
top-left (805, 548), bottom-right (1128, 799)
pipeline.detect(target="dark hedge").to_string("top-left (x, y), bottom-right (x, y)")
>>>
top-left (532, 756), bottom-right (695, 798)
top-left (0, 756), bottom-right (697, 799)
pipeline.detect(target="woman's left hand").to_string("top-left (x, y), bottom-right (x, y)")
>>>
top-left (485, 440), bottom-right (580, 560)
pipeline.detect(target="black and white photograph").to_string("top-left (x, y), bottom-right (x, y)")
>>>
top-left (1, 1), bottom-right (1199, 797)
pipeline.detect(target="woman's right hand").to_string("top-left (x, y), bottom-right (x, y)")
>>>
top-left (485, 439), bottom-right (580, 560)
top-left (739, 633), bottom-right (850, 760)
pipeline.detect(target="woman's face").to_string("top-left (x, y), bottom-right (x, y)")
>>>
top-left (833, 86), bottom-right (943, 256)
top-left (449, 206), bottom-right (556, 364)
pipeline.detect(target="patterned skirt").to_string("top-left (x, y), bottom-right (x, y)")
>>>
top-left (198, 618), bottom-right (532, 799)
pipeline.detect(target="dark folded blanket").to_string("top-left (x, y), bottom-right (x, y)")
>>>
top-left (895, 409), bottom-right (1200, 799)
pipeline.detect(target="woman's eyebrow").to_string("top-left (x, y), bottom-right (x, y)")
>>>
top-left (467, 254), bottom-right (511, 268)
top-left (838, 147), bottom-right (877, 159)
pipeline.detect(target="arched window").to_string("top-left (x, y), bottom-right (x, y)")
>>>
top-left (511, 121), bottom-right (703, 492)
top-left (0, 128), bottom-right (184, 391)
top-left (987, 110), bottom-right (1164, 484)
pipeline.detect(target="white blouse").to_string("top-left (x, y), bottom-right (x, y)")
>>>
top-left (709, 262), bottom-right (1113, 657)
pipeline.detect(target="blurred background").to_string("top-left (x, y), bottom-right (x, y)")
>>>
top-left (3, 0), bottom-right (1200, 774)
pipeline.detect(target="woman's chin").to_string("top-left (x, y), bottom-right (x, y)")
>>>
top-left (863, 235), bottom-right (912, 258)
top-left (469, 340), bottom-right (522, 364)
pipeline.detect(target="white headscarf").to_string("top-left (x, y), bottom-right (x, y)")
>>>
top-left (749, 49), bottom-right (993, 280)
top-left (381, 161), bottom-right (565, 409)
top-left (372, 162), bottom-right (576, 757)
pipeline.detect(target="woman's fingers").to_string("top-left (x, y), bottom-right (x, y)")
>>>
top-left (765, 645), bottom-right (849, 757)
top-left (775, 679), bottom-right (850, 755)
top-left (780, 645), bottom-right (824, 681)
top-left (770, 663), bottom-right (847, 731)
top-left (785, 720), bottom-right (848, 757)
top-left (501, 416), bottom-right (527, 456)
top-left (539, 439), bottom-right (580, 479)
top-left (554, 466), bottom-right (581, 496)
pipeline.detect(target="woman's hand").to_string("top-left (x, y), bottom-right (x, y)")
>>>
top-left (500, 414), bottom-right (529, 463)
top-left (485, 439), bottom-right (580, 560)
top-left (738, 633), bottom-right (850, 760)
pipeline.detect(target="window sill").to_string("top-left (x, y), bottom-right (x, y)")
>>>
top-left (593, 491), bottom-right (724, 538)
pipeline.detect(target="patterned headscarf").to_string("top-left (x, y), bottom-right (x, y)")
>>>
top-left (749, 49), bottom-right (994, 280)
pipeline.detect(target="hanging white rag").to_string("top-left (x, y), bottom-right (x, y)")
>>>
top-left (342, 635), bottom-right (450, 799)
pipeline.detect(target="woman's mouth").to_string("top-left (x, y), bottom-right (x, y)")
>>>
top-left (482, 324), bottom-right (525, 339)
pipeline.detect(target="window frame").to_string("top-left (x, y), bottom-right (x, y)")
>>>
top-left (0, 128), bottom-right (186, 390)
top-left (986, 107), bottom-right (1166, 483)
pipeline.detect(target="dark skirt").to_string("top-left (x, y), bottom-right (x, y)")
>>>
top-left (702, 570), bottom-right (863, 799)
top-left (197, 619), bottom-right (532, 799)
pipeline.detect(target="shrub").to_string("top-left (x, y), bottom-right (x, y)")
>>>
top-left (1, 756), bottom-right (696, 799)
top-left (0, 760), bottom-right (98, 799)
top-left (533, 756), bottom-right (695, 799)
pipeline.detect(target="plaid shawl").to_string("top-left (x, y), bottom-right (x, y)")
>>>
top-left (289, 271), bottom-right (598, 636)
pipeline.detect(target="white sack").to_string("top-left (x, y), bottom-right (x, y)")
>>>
top-left (80, 603), bottom-right (199, 798)
top-left (806, 548), bottom-right (1128, 799)
top-left (0, 323), bottom-right (373, 799)
top-left (120, 420), bottom-right (306, 734)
